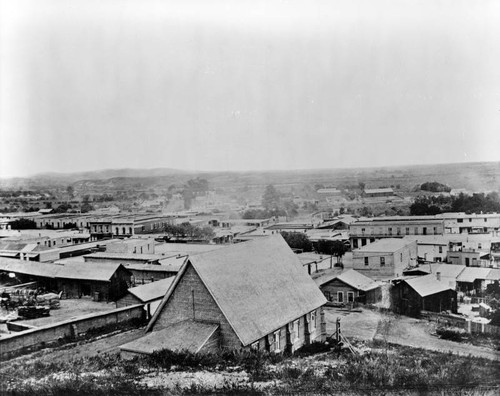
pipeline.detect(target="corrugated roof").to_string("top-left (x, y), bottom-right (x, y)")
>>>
top-left (404, 275), bottom-right (454, 297)
top-left (120, 320), bottom-right (219, 354)
top-left (355, 238), bottom-right (413, 253)
top-left (149, 235), bottom-right (326, 346)
top-left (128, 277), bottom-right (175, 302)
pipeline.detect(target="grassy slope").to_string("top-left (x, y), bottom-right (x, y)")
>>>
top-left (1, 341), bottom-right (499, 395)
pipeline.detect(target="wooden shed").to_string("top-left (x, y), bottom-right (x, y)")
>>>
top-left (391, 275), bottom-right (457, 317)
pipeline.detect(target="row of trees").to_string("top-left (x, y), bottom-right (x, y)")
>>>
top-left (162, 222), bottom-right (215, 241)
top-left (410, 192), bottom-right (500, 215)
top-left (242, 185), bottom-right (299, 219)
top-left (280, 231), bottom-right (348, 264)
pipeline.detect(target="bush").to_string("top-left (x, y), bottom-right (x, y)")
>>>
top-left (436, 326), bottom-right (467, 342)
top-left (294, 341), bottom-right (331, 356)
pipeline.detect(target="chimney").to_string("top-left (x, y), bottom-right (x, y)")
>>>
top-left (436, 272), bottom-right (441, 282)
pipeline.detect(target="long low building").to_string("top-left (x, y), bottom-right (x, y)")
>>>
top-left (0, 257), bottom-right (131, 301)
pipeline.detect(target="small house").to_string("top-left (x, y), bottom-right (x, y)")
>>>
top-left (314, 269), bottom-right (381, 305)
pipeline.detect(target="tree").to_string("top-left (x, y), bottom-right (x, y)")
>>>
top-left (10, 218), bottom-right (37, 230)
top-left (262, 185), bottom-right (281, 211)
top-left (66, 185), bottom-right (74, 198)
top-left (420, 181), bottom-right (451, 193)
top-left (315, 240), bottom-right (347, 267)
top-left (281, 231), bottom-right (313, 252)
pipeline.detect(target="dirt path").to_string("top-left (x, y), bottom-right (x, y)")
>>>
top-left (374, 315), bottom-right (500, 361)
top-left (324, 306), bottom-right (382, 341)
top-left (3, 327), bottom-right (146, 368)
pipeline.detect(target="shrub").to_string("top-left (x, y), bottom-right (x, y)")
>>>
top-left (436, 326), bottom-right (467, 342)
top-left (294, 341), bottom-right (331, 356)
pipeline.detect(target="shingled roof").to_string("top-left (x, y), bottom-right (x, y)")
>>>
top-left (147, 235), bottom-right (326, 346)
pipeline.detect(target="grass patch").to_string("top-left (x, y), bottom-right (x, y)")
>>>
top-left (1, 342), bottom-right (499, 395)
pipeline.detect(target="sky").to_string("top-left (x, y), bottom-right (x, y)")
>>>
top-left (1, 0), bottom-right (499, 178)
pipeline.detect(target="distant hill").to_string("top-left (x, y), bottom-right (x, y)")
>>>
top-left (0, 162), bottom-right (498, 194)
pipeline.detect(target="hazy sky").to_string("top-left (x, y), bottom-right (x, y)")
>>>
top-left (1, 0), bottom-right (499, 177)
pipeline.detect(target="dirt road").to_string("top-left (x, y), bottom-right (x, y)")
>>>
top-left (324, 306), bottom-right (499, 360)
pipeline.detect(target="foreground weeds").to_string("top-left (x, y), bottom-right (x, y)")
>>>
top-left (1, 342), bottom-right (499, 395)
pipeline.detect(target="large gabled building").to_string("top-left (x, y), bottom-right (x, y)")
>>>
top-left (120, 235), bottom-right (327, 357)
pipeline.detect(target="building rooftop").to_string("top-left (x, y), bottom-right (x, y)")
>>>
top-left (127, 276), bottom-right (175, 302)
top-left (85, 252), bottom-right (165, 262)
top-left (0, 258), bottom-right (128, 282)
top-left (148, 235), bottom-right (326, 346)
top-left (121, 320), bottom-right (219, 355)
top-left (315, 269), bottom-right (380, 291)
top-left (355, 238), bottom-right (413, 253)
top-left (457, 267), bottom-right (500, 283)
top-left (403, 275), bottom-right (454, 297)
top-left (154, 243), bottom-right (224, 256)
top-left (364, 188), bottom-right (394, 194)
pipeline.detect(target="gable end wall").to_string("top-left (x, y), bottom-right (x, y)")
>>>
top-left (153, 263), bottom-right (242, 349)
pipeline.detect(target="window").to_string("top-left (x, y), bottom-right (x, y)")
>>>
top-left (362, 238), bottom-right (367, 246)
top-left (400, 253), bottom-right (403, 262)
top-left (361, 228), bottom-right (365, 233)
top-left (405, 227), bottom-right (410, 235)
top-left (310, 312), bottom-right (316, 330)
top-left (274, 331), bottom-right (280, 351)
top-left (439, 246), bottom-right (443, 254)
top-left (433, 227), bottom-right (437, 234)
top-left (469, 218), bottom-right (472, 223)
top-left (353, 239), bottom-right (358, 248)
top-left (484, 218), bottom-right (487, 223)
top-left (478, 243), bottom-right (482, 249)
top-left (423, 227), bottom-right (427, 235)
top-left (380, 257), bottom-right (385, 266)
top-left (457, 219), bottom-right (463, 223)
top-left (388, 227), bottom-right (392, 235)
top-left (324, 291), bottom-right (331, 301)
top-left (337, 292), bottom-right (344, 303)
top-left (364, 257), bottom-right (369, 266)
top-left (294, 320), bottom-right (300, 340)
top-left (251, 342), bottom-right (259, 350)
top-left (414, 227), bottom-right (419, 235)
top-left (397, 227), bottom-right (401, 235)
top-left (347, 292), bottom-right (354, 302)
